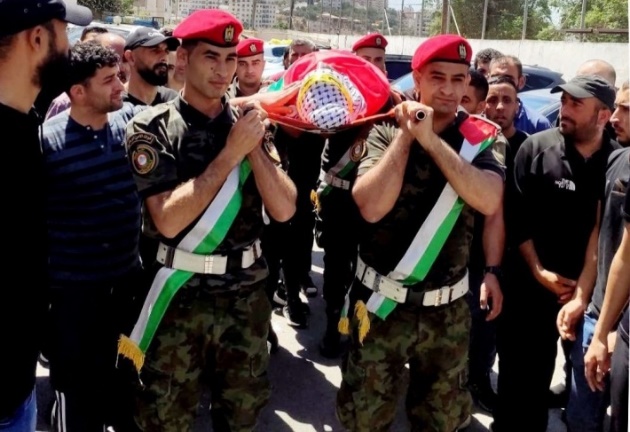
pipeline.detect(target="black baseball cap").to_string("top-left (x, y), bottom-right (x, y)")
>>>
top-left (0, 0), bottom-right (92, 37)
top-left (124, 27), bottom-right (180, 51)
top-left (551, 75), bottom-right (616, 111)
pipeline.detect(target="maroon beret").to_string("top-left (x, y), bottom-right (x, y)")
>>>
top-left (352, 33), bottom-right (388, 51)
top-left (411, 34), bottom-right (472, 71)
top-left (236, 38), bottom-right (264, 57)
top-left (173, 9), bottom-right (243, 47)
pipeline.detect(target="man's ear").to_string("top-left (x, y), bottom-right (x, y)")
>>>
top-left (518, 74), bottom-right (526, 91)
top-left (68, 83), bottom-right (84, 101)
top-left (475, 100), bottom-right (486, 116)
top-left (123, 50), bottom-right (134, 64)
top-left (176, 46), bottom-right (187, 64)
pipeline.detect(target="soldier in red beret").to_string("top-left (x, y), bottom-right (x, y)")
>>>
top-left (336, 34), bottom-right (507, 431)
top-left (228, 37), bottom-right (266, 98)
top-left (352, 32), bottom-right (388, 75)
top-left (120, 9), bottom-right (297, 432)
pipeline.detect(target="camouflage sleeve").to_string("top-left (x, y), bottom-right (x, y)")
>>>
top-left (125, 106), bottom-right (180, 199)
top-left (357, 122), bottom-right (397, 176)
top-left (472, 133), bottom-right (507, 181)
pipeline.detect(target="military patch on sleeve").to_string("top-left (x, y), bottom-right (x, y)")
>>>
top-left (263, 130), bottom-right (281, 164)
top-left (128, 132), bottom-right (159, 175)
top-left (350, 139), bottom-right (367, 162)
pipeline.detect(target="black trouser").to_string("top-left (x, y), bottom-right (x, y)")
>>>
top-left (261, 219), bottom-right (289, 302)
top-left (494, 267), bottom-right (571, 432)
top-left (282, 138), bottom-right (325, 302)
top-left (47, 272), bottom-right (144, 432)
top-left (466, 266), bottom-right (497, 383)
top-left (317, 192), bottom-right (360, 318)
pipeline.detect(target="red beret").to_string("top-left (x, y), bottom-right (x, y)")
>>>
top-left (173, 9), bottom-right (243, 47)
top-left (352, 33), bottom-right (388, 51)
top-left (411, 34), bottom-right (472, 72)
top-left (236, 38), bottom-right (264, 57)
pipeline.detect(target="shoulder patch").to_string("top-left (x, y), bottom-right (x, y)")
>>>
top-left (350, 139), bottom-right (367, 162)
top-left (128, 132), bottom-right (159, 175)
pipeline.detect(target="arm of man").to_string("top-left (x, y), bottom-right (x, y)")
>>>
top-left (481, 208), bottom-right (505, 321)
top-left (247, 146), bottom-right (296, 222)
top-left (352, 123), bottom-right (414, 223)
top-left (127, 110), bottom-right (265, 239)
top-left (585, 221), bottom-right (630, 391)
top-left (557, 209), bottom-right (600, 340)
top-left (399, 102), bottom-right (504, 216)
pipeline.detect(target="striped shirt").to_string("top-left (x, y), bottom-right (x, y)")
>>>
top-left (42, 103), bottom-right (145, 286)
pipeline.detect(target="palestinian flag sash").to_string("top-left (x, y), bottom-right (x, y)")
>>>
top-left (317, 147), bottom-right (356, 197)
top-left (339, 116), bottom-right (498, 339)
top-left (118, 161), bottom-right (252, 372)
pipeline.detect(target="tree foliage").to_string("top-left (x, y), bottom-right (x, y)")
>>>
top-left (550, 0), bottom-right (628, 42)
top-left (78, 0), bottom-right (127, 19)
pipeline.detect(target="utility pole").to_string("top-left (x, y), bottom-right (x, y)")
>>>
top-left (399, 0), bottom-right (404, 36)
top-left (250, 0), bottom-right (257, 30)
top-left (440, 0), bottom-right (449, 34)
top-left (320, 0), bottom-right (324, 32)
top-left (521, 0), bottom-right (529, 39)
top-left (579, 0), bottom-right (587, 41)
top-left (351, 0), bottom-right (355, 33)
top-left (288, 0), bottom-right (295, 29)
top-left (366, 0), bottom-right (370, 33)
top-left (419, 0), bottom-right (424, 36)
top-left (481, 0), bottom-right (489, 39)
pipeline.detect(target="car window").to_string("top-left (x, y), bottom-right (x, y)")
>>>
top-left (519, 94), bottom-right (556, 112)
top-left (522, 74), bottom-right (555, 92)
top-left (386, 61), bottom-right (412, 82)
top-left (392, 71), bottom-right (414, 92)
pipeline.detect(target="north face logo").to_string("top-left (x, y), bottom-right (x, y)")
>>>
top-left (555, 178), bottom-right (576, 191)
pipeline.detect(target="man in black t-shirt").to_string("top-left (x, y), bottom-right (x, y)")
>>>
top-left (0, 0), bottom-right (91, 427)
top-left (123, 27), bottom-right (180, 106)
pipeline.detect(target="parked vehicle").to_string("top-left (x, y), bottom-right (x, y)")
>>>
top-left (385, 54), bottom-right (412, 82)
top-left (67, 22), bottom-right (144, 44)
top-left (518, 88), bottom-right (561, 125)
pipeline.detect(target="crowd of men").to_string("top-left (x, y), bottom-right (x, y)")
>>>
top-left (0, 0), bottom-right (628, 432)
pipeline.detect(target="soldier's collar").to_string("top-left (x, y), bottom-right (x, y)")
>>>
top-left (175, 95), bottom-right (234, 127)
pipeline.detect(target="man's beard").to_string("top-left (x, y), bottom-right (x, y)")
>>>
top-left (34, 38), bottom-right (71, 98)
top-left (138, 64), bottom-right (169, 86)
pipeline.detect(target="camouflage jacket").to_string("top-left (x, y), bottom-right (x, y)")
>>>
top-left (357, 111), bottom-right (506, 291)
top-left (125, 96), bottom-right (269, 284)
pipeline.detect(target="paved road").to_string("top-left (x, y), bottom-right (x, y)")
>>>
top-left (36, 244), bottom-right (573, 432)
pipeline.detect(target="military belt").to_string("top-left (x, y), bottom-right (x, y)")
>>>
top-left (156, 239), bottom-right (262, 275)
top-left (319, 170), bottom-right (351, 191)
top-left (356, 256), bottom-right (469, 307)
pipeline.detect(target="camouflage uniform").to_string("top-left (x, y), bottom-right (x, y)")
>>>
top-left (336, 112), bottom-right (506, 432)
top-left (125, 96), bottom-right (271, 432)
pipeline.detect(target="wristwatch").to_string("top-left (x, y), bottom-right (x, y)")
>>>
top-left (484, 266), bottom-right (503, 277)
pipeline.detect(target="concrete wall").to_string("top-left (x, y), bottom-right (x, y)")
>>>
top-left (255, 29), bottom-right (630, 85)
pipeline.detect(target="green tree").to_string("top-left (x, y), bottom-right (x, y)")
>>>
top-left (551, 0), bottom-right (628, 42)
top-left (78, 0), bottom-right (125, 20)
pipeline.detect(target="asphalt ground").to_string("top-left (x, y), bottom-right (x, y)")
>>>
top-left (35, 243), bottom-right (578, 431)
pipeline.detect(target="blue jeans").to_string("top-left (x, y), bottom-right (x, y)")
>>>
top-left (566, 310), bottom-right (610, 432)
top-left (0, 389), bottom-right (37, 432)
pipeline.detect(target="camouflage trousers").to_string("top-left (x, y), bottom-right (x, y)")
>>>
top-left (336, 297), bottom-right (472, 432)
top-left (134, 279), bottom-right (272, 432)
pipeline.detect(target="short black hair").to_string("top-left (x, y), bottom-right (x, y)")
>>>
top-left (67, 41), bottom-right (120, 90)
top-left (490, 55), bottom-right (523, 78)
top-left (474, 48), bottom-right (503, 69)
top-left (487, 75), bottom-right (519, 93)
top-left (160, 27), bottom-right (174, 37)
top-left (80, 26), bottom-right (108, 41)
top-left (469, 68), bottom-right (489, 102)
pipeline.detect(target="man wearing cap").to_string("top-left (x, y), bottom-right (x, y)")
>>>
top-left (493, 75), bottom-right (619, 432)
top-left (0, 0), bottom-right (91, 429)
top-left (227, 38), bottom-right (265, 98)
top-left (352, 32), bottom-right (387, 75)
top-left (120, 10), bottom-right (296, 432)
top-left (123, 27), bottom-right (181, 106)
top-left (553, 82), bottom-right (628, 432)
top-left (336, 34), bottom-right (506, 431)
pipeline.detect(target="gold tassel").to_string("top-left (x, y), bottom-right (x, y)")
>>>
top-left (338, 316), bottom-right (350, 335)
top-left (117, 334), bottom-right (145, 372)
top-left (354, 300), bottom-right (371, 344)
top-left (310, 189), bottom-right (320, 213)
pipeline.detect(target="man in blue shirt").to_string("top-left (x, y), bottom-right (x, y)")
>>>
top-left (42, 41), bottom-right (144, 432)
top-left (489, 55), bottom-right (552, 135)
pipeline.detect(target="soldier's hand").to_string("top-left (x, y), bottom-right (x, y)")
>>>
top-left (556, 298), bottom-right (586, 340)
top-left (394, 101), bottom-right (436, 146)
top-left (480, 272), bottom-right (503, 321)
top-left (535, 268), bottom-right (576, 301)
top-left (227, 107), bottom-right (266, 159)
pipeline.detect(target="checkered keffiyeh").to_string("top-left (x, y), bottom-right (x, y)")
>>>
top-left (296, 67), bottom-right (366, 130)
